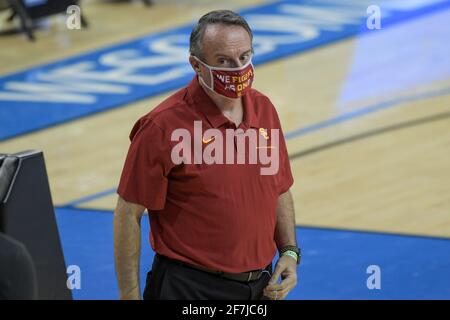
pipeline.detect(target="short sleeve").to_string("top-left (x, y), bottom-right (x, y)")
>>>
top-left (268, 101), bottom-right (294, 195)
top-left (277, 125), bottom-right (294, 194)
top-left (117, 117), bottom-right (174, 210)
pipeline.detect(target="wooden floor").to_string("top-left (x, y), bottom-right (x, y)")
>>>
top-left (1, 0), bottom-right (449, 238)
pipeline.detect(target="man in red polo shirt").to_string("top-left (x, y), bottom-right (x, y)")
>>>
top-left (114, 10), bottom-right (300, 300)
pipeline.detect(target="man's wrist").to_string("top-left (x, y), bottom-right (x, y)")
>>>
top-left (279, 245), bottom-right (301, 265)
top-left (281, 250), bottom-right (298, 263)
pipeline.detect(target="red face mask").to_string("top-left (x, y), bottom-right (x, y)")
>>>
top-left (194, 56), bottom-right (255, 99)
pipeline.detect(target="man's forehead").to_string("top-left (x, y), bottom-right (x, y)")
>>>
top-left (202, 24), bottom-right (252, 54)
top-left (213, 48), bottom-right (252, 58)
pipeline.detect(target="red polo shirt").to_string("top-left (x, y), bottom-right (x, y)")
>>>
top-left (117, 76), bottom-right (294, 273)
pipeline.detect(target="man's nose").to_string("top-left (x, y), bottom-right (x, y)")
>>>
top-left (230, 59), bottom-right (244, 68)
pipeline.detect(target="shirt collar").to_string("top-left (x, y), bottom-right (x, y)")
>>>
top-left (186, 76), bottom-right (259, 129)
top-left (241, 87), bottom-right (259, 129)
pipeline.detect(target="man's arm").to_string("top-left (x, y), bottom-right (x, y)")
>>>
top-left (274, 189), bottom-right (297, 249)
top-left (113, 196), bottom-right (146, 300)
top-left (264, 189), bottom-right (298, 300)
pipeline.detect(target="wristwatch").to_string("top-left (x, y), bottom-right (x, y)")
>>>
top-left (279, 245), bottom-right (301, 265)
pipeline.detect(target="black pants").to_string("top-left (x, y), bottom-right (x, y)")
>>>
top-left (143, 255), bottom-right (272, 300)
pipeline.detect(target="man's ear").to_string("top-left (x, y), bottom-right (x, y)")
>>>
top-left (189, 56), bottom-right (202, 75)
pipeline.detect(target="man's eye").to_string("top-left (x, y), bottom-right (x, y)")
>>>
top-left (218, 59), bottom-right (227, 64)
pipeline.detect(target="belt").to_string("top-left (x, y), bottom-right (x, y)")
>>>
top-left (155, 254), bottom-right (270, 283)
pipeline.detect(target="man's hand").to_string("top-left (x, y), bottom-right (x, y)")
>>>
top-left (263, 255), bottom-right (298, 300)
top-left (266, 189), bottom-right (299, 300)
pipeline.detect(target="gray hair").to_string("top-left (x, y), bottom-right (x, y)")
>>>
top-left (189, 10), bottom-right (253, 59)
